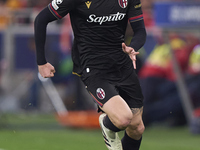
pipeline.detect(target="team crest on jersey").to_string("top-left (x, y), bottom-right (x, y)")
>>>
top-left (96, 88), bottom-right (105, 100)
top-left (118, 0), bottom-right (128, 8)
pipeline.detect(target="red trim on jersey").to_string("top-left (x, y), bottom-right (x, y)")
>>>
top-left (49, 3), bottom-right (62, 19)
top-left (129, 14), bottom-right (143, 21)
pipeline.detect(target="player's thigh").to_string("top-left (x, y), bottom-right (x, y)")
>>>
top-left (82, 75), bottom-right (132, 127)
top-left (102, 95), bottom-right (133, 128)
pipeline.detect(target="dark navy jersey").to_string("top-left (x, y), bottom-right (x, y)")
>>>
top-left (48, 0), bottom-right (144, 76)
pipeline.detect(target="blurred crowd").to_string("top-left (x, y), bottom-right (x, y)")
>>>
top-left (0, 0), bottom-right (51, 9)
top-left (140, 33), bottom-right (200, 127)
top-left (0, 0), bottom-right (52, 29)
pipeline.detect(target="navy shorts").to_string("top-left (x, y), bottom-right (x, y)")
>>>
top-left (81, 68), bottom-right (144, 109)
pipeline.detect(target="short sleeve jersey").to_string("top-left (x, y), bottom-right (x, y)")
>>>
top-left (48, 0), bottom-right (143, 76)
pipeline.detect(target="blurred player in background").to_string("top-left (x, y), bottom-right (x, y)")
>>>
top-left (34, 0), bottom-right (146, 150)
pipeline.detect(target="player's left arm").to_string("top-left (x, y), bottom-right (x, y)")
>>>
top-left (129, 19), bottom-right (146, 51)
top-left (127, 0), bottom-right (147, 51)
top-left (122, 20), bottom-right (146, 69)
top-left (122, 0), bottom-right (147, 68)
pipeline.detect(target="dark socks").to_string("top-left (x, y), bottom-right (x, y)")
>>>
top-left (121, 131), bottom-right (142, 150)
top-left (103, 115), bottom-right (121, 132)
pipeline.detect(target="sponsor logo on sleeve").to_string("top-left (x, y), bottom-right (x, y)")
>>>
top-left (51, 0), bottom-right (63, 10)
top-left (56, 0), bottom-right (63, 4)
top-left (52, 0), bottom-right (59, 10)
top-left (134, 3), bottom-right (141, 9)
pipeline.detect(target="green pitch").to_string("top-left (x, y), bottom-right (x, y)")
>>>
top-left (0, 114), bottom-right (199, 150)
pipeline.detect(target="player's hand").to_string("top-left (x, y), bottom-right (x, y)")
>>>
top-left (122, 43), bottom-right (139, 69)
top-left (38, 62), bottom-right (56, 78)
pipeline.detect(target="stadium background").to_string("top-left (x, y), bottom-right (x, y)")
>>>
top-left (0, 0), bottom-right (200, 149)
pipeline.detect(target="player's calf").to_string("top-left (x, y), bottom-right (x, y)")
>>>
top-left (121, 107), bottom-right (144, 150)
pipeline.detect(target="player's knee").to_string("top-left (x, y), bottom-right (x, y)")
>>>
top-left (127, 123), bottom-right (145, 140)
top-left (136, 123), bottom-right (145, 136)
top-left (128, 120), bottom-right (145, 136)
top-left (134, 123), bottom-right (145, 137)
top-left (115, 112), bottom-right (133, 129)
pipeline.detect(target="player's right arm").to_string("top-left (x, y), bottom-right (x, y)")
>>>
top-left (34, 0), bottom-right (75, 78)
top-left (34, 7), bottom-right (57, 78)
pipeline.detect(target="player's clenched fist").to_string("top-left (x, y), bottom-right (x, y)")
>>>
top-left (38, 62), bottom-right (56, 78)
